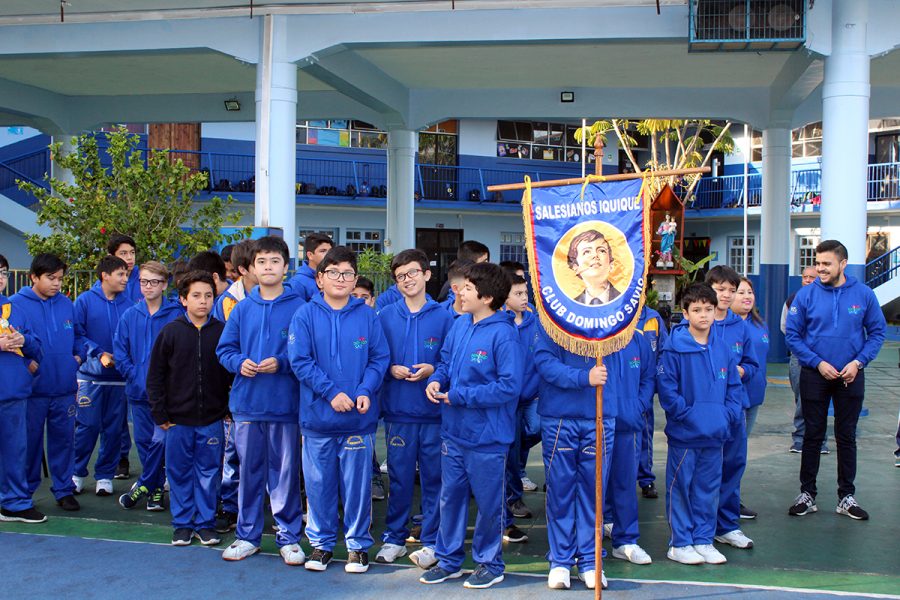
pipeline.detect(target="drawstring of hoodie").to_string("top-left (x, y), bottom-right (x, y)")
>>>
top-left (256, 302), bottom-right (273, 362)
top-left (832, 286), bottom-right (841, 329)
top-left (330, 308), bottom-right (342, 371)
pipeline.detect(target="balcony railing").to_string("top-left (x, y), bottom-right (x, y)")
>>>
top-left (866, 244), bottom-right (900, 289)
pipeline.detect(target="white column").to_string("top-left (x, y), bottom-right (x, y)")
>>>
top-left (821, 0), bottom-right (870, 278)
top-left (255, 15), bottom-right (298, 261)
top-left (50, 135), bottom-right (77, 191)
top-left (386, 128), bottom-right (417, 253)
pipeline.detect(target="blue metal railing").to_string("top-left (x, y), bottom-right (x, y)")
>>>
top-left (0, 150), bottom-right (49, 208)
top-left (865, 245), bottom-right (900, 289)
top-left (692, 172), bottom-right (762, 208)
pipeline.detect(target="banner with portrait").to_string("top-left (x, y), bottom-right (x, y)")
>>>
top-left (522, 177), bottom-right (650, 357)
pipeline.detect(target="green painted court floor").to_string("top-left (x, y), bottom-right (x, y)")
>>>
top-left (3, 344), bottom-right (899, 596)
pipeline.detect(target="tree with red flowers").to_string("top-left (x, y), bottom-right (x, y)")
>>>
top-left (18, 127), bottom-right (251, 287)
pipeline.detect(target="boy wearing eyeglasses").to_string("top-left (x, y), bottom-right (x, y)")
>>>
top-left (113, 261), bottom-right (182, 511)
top-left (216, 236), bottom-right (307, 566)
top-left (373, 249), bottom-right (453, 568)
top-left (289, 246), bottom-right (390, 574)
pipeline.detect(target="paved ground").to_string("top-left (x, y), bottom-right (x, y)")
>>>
top-left (2, 343), bottom-right (898, 598)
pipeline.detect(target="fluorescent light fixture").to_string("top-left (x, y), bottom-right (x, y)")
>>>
top-left (224, 98), bottom-right (241, 111)
top-left (560, 91), bottom-right (575, 103)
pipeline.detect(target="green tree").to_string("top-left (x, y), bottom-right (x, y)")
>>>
top-left (19, 128), bottom-right (251, 281)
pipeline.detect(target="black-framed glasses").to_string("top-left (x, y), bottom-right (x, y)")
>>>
top-left (139, 278), bottom-right (166, 287)
top-left (394, 268), bottom-right (422, 282)
top-left (0, 270), bottom-right (8, 279)
top-left (323, 269), bottom-right (357, 282)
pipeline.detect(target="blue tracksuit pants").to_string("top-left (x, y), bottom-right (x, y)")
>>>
top-left (666, 445), bottom-right (723, 547)
top-left (382, 422), bottom-right (442, 547)
top-left (26, 394), bottom-right (76, 500)
top-left (304, 433), bottom-right (375, 552)
top-left (604, 428), bottom-right (641, 547)
top-left (716, 417), bottom-right (747, 536)
top-left (506, 400), bottom-right (540, 505)
top-left (220, 419), bottom-right (240, 514)
top-left (637, 408), bottom-right (655, 487)
top-left (165, 421), bottom-right (223, 530)
top-left (542, 416), bottom-right (614, 572)
top-left (435, 438), bottom-right (507, 577)
top-left (0, 398), bottom-right (33, 512)
top-left (129, 400), bottom-right (166, 491)
top-left (73, 382), bottom-right (126, 481)
top-left (120, 407), bottom-right (132, 460)
top-left (235, 421), bottom-right (302, 547)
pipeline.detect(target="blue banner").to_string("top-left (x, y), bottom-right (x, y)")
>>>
top-left (523, 178), bottom-right (649, 357)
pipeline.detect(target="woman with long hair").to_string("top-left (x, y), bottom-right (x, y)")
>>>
top-left (732, 277), bottom-right (769, 435)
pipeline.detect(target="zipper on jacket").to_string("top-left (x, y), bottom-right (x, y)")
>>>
top-left (197, 325), bottom-right (204, 419)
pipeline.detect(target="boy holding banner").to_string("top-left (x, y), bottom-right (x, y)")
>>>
top-left (656, 283), bottom-right (743, 565)
top-left (423, 262), bottom-right (523, 590)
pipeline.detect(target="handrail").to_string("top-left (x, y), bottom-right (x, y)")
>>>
top-left (865, 244), bottom-right (900, 288)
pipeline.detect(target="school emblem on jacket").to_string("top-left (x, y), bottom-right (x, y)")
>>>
top-left (628, 356), bottom-right (641, 368)
top-left (718, 368), bottom-right (728, 380)
top-left (353, 337), bottom-right (368, 349)
top-left (470, 349), bottom-right (488, 363)
top-left (63, 320), bottom-right (73, 330)
top-left (761, 334), bottom-right (769, 344)
top-left (848, 304), bottom-right (862, 315)
top-left (731, 342), bottom-right (743, 354)
top-left (207, 437), bottom-right (220, 446)
top-left (424, 336), bottom-right (439, 350)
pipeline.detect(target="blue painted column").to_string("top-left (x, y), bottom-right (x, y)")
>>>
top-left (255, 15), bottom-right (298, 262)
top-left (821, 0), bottom-right (869, 282)
top-left (385, 128), bottom-right (417, 253)
top-left (760, 127), bottom-right (791, 362)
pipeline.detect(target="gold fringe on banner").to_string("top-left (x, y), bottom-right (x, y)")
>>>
top-left (521, 174), bottom-right (654, 359)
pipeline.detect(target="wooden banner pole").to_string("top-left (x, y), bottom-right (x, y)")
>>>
top-left (487, 166), bottom-right (710, 193)
top-left (594, 137), bottom-right (604, 600)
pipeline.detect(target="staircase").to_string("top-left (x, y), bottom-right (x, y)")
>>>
top-left (866, 245), bottom-right (900, 306)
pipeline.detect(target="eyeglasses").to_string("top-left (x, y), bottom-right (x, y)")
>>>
top-left (139, 278), bottom-right (166, 287)
top-left (394, 268), bottom-right (422, 282)
top-left (0, 270), bottom-right (8, 279)
top-left (323, 270), bottom-right (357, 282)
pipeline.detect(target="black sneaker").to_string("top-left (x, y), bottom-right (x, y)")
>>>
top-left (836, 495), bottom-right (869, 520)
top-left (788, 491), bottom-right (817, 516)
top-left (114, 458), bottom-right (131, 480)
top-left (406, 523), bottom-right (422, 543)
top-left (146, 488), bottom-right (165, 512)
top-left (641, 483), bottom-right (658, 499)
top-left (345, 550), bottom-right (369, 573)
top-left (502, 525), bottom-right (528, 543)
top-left (193, 528), bottom-right (222, 546)
top-left (118, 483), bottom-right (148, 509)
top-left (172, 527), bottom-right (192, 546)
top-left (0, 507), bottom-right (47, 524)
top-left (371, 475), bottom-right (386, 501)
top-left (215, 510), bottom-right (238, 534)
top-left (304, 548), bottom-right (334, 571)
top-left (509, 499), bottom-right (533, 519)
top-left (56, 495), bottom-right (80, 512)
top-left (739, 503), bottom-right (757, 519)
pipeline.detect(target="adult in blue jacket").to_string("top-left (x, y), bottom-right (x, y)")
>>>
top-left (603, 330), bottom-right (655, 565)
top-left (113, 261), bottom-right (183, 510)
top-left (0, 256), bottom-right (46, 524)
top-left (636, 305), bottom-right (667, 499)
top-left (72, 256), bottom-right (133, 497)
top-left (10, 254), bottom-right (83, 512)
top-left (785, 239), bottom-right (885, 521)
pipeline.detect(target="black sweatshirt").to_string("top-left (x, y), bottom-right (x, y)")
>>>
top-left (147, 314), bottom-right (232, 427)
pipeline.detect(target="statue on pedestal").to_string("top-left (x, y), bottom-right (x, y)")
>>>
top-left (656, 212), bottom-right (676, 269)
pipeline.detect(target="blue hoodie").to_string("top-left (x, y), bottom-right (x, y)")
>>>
top-left (375, 284), bottom-right (402, 313)
top-left (510, 309), bottom-right (540, 404)
top-left (0, 295), bottom-right (43, 402)
top-left (785, 276), bottom-right (886, 370)
top-left (123, 267), bottom-right (143, 304)
top-left (113, 298), bottom-right (183, 402)
top-left (637, 306), bottom-right (668, 357)
top-left (605, 332), bottom-right (656, 432)
top-left (656, 323), bottom-right (743, 448)
top-left (74, 281), bottom-right (133, 382)
top-left (427, 311), bottom-right (524, 453)
top-left (742, 317), bottom-right (769, 408)
top-left (534, 327), bottom-right (611, 420)
top-left (285, 262), bottom-right (319, 302)
top-left (212, 278), bottom-right (250, 322)
top-left (216, 287), bottom-right (306, 422)
top-left (289, 295), bottom-right (390, 437)
top-left (10, 287), bottom-right (82, 397)
top-left (711, 309), bottom-right (759, 409)
top-left (378, 299), bottom-right (453, 424)
top-left (440, 297), bottom-right (465, 319)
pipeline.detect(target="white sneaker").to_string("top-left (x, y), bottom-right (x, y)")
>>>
top-left (95, 479), bottom-right (113, 496)
top-left (693, 544), bottom-right (727, 564)
top-left (547, 566), bottom-right (570, 589)
top-left (72, 475), bottom-right (85, 495)
top-left (409, 546), bottom-right (438, 569)
top-left (612, 543), bottom-right (652, 565)
top-left (666, 545), bottom-right (705, 565)
top-left (602, 522), bottom-right (613, 538)
top-left (714, 529), bottom-right (754, 549)
top-left (521, 476), bottom-right (538, 492)
top-left (279, 543), bottom-right (306, 566)
top-left (578, 569), bottom-right (606, 589)
top-left (375, 542), bottom-right (407, 563)
top-left (222, 540), bottom-right (260, 561)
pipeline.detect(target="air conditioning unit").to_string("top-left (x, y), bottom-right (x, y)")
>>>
top-left (691, 0), bottom-right (805, 51)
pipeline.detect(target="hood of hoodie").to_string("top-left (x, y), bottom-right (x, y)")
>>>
top-left (308, 294), bottom-right (369, 372)
top-left (12, 287), bottom-right (79, 395)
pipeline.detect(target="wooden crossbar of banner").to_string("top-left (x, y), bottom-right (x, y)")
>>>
top-left (486, 166), bottom-right (710, 192)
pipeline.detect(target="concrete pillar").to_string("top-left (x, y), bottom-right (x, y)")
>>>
top-left (50, 135), bottom-right (77, 192)
top-left (385, 128), bottom-right (417, 253)
top-left (820, 0), bottom-right (870, 281)
top-left (255, 15), bottom-right (298, 262)
top-left (760, 127), bottom-right (792, 361)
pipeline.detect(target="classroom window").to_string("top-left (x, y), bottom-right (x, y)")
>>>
top-left (499, 231), bottom-right (528, 265)
top-left (727, 236), bottom-right (756, 275)
top-left (345, 229), bottom-right (383, 253)
top-left (797, 235), bottom-right (819, 271)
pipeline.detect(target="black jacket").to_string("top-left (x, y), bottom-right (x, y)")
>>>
top-left (147, 315), bottom-right (232, 427)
